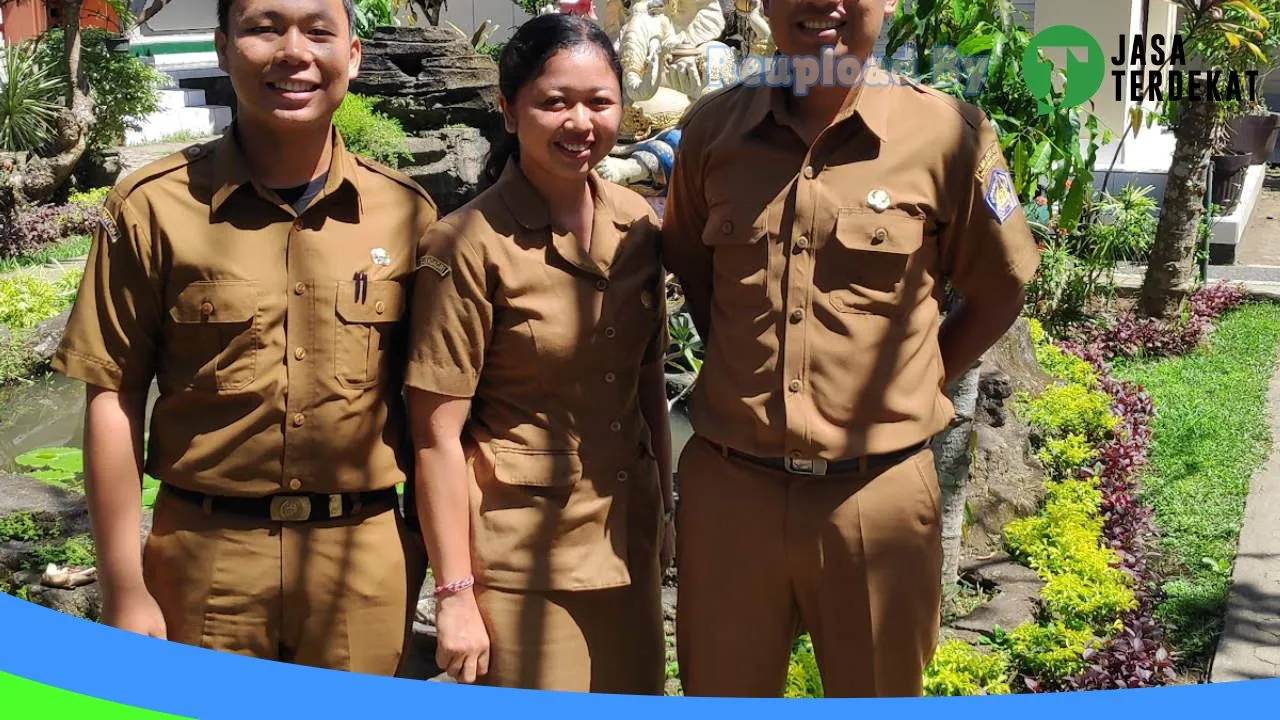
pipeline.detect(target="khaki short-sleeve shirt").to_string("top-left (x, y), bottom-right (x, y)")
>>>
top-left (53, 129), bottom-right (438, 496)
top-left (406, 161), bottom-right (667, 592)
top-left (662, 68), bottom-right (1041, 460)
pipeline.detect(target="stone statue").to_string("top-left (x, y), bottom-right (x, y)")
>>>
top-left (595, 0), bottom-right (738, 195)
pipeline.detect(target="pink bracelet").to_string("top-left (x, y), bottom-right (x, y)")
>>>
top-left (434, 575), bottom-right (475, 598)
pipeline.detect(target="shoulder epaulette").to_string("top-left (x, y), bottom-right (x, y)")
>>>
top-left (111, 139), bottom-right (218, 199)
top-left (352, 154), bottom-right (438, 211)
top-left (894, 74), bottom-right (986, 130)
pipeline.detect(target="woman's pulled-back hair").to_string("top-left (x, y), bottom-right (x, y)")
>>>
top-left (482, 13), bottom-right (623, 186)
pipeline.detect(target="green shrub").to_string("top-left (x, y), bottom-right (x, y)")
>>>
top-left (1018, 383), bottom-right (1118, 443)
top-left (784, 634), bottom-right (824, 698)
top-left (0, 269), bottom-right (82, 330)
top-left (924, 639), bottom-right (1012, 696)
top-left (333, 94), bottom-right (411, 168)
top-left (1036, 434), bottom-right (1096, 479)
top-left (1002, 622), bottom-right (1095, 686)
top-left (34, 29), bottom-right (165, 152)
top-left (69, 187), bottom-right (110, 209)
top-left (0, 511), bottom-right (60, 542)
top-left (31, 534), bottom-right (95, 569)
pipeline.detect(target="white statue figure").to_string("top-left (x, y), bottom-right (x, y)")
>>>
top-left (596, 0), bottom-right (737, 192)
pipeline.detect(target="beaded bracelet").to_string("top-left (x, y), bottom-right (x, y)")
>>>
top-left (433, 575), bottom-right (475, 599)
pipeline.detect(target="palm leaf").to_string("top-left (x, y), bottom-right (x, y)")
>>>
top-left (0, 44), bottom-right (65, 152)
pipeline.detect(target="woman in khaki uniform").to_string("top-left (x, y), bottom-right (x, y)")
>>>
top-left (403, 13), bottom-right (673, 692)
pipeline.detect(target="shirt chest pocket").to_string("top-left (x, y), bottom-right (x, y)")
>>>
top-left (702, 208), bottom-right (770, 301)
top-left (824, 209), bottom-right (928, 316)
top-left (168, 281), bottom-right (260, 392)
top-left (334, 280), bottom-right (406, 389)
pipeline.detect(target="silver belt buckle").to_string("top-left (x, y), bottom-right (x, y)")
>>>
top-left (786, 456), bottom-right (828, 476)
top-left (270, 495), bottom-right (312, 522)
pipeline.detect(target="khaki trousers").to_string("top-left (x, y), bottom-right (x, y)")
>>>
top-left (143, 486), bottom-right (427, 675)
top-left (674, 435), bottom-right (943, 698)
top-left (474, 462), bottom-right (666, 694)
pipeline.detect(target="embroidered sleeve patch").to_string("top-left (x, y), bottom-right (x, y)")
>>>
top-left (983, 168), bottom-right (1019, 224)
top-left (975, 142), bottom-right (1002, 181)
top-left (417, 254), bottom-right (451, 277)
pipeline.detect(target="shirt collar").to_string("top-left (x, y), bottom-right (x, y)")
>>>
top-left (209, 124), bottom-right (362, 218)
top-left (741, 62), bottom-right (893, 142)
top-left (495, 158), bottom-right (621, 231)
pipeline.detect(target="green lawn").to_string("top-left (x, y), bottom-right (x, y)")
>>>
top-left (0, 234), bottom-right (91, 275)
top-left (1112, 301), bottom-right (1280, 676)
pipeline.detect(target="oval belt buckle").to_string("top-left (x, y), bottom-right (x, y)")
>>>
top-left (271, 495), bottom-right (311, 522)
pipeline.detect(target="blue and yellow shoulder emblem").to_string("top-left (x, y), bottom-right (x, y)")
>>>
top-left (984, 168), bottom-right (1018, 224)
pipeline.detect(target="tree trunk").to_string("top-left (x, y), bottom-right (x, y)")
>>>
top-left (932, 362), bottom-right (981, 587)
top-left (0, 0), bottom-right (91, 206)
top-left (1139, 98), bottom-right (1217, 319)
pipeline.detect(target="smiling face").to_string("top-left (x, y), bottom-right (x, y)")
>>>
top-left (501, 45), bottom-right (623, 185)
top-left (764, 0), bottom-right (897, 63)
top-left (215, 0), bottom-right (360, 136)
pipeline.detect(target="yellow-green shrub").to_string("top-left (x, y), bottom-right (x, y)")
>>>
top-left (1004, 622), bottom-right (1095, 685)
top-left (784, 634), bottom-right (823, 698)
top-left (924, 640), bottom-right (1012, 696)
top-left (1036, 433), bottom-right (1096, 479)
top-left (1018, 384), bottom-right (1118, 442)
top-left (1028, 319), bottom-right (1098, 389)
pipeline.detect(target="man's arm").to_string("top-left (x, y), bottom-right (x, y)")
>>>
top-left (83, 385), bottom-right (166, 637)
top-left (661, 127), bottom-right (714, 342)
top-left (938, 283), bottom-right (1027, 385)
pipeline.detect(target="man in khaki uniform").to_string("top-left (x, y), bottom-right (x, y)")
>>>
top-left (52, 0), bottom-right (433, 673)
top-left (662, 0), bottom-right (1040, 697)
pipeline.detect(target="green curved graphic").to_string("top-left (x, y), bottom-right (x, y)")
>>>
top-left (0, 671), bottom-right (190, 718)
top-left (1022, 25), bottom-right (1107, 114)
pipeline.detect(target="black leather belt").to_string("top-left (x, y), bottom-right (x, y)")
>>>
top-left (163, 485), bottom-right (399, 522)
top-left (722, 441), bottom-right (929, 476)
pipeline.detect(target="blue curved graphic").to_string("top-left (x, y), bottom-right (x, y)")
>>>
top-left (1, 592), bottom-right (1278, 718)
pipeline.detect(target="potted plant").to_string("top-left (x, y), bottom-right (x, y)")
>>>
top-left (1228, 98), bottom-right (1280, 164)
top-left (1211, 108), bottom-right (1252, 213)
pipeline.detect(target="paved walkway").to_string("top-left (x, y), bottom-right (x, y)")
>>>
top-left (1209, 353), bottom-right (1280, 681)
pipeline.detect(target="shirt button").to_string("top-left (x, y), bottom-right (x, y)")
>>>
top-left (789, 308), bottom-right (805, 324)
top-left (375, 300), bottom-right (386, 315)
top-left (789, 379), bottom-right (802, 393)
top-left (292, 218), bottom-right (304, 231)
top-left (293, 282), bottom-right (306, 295)
top-left (795, 236), bottom-right (810, 250)
top-left (288, 478), bottom-right (302, 490)
top-left (596, 279), bottom-right (609, 291)
top-left (604, 327), bottom-right (617, 338)
top-left (873, 228), bottom-right (890, 244)
top-left (200, 301), bottom-right (214, 316)
top-left (605, 372), bottom-right (616, 383)
top-left (292, 413), bottom-right (305, 427)
top-left (294, 347), bottom-right (307, 361)
top-left (617, 471), bottom-right (628, 482)
top-left (610, 421), bottom-right (622, 432)
top-left (802, 165), bottom-right (815, 179)
top-left (720, 220), bottom-right (734, 234)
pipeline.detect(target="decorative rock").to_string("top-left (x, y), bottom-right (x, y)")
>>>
top-left (402, 128), bottom-right (490, 216)
top-left (24, 309), bottom-right (70, 370)
top-left (952, 552), bottom-right (1044, 638)
top-left (0, 474), bottom-right (89, 537)
top-left (350, 27), bottom-right (502, 140)
top-left (24, 580), bottom-right (101, 622)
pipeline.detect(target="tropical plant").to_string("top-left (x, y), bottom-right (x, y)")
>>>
top-left (1139, 0), bottom-right (1280, 318)
top-left (33, 28), bottom-right (165, 152)
top-left (886, 0), bottom-right (1110, 234)
top-left (354, 0), bottom-right (399, 37)
top-left (0, 43), bottom-right (65, 152)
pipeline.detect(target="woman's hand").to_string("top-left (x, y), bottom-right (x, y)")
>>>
top-left (434, 588), bottom-right (491, 684)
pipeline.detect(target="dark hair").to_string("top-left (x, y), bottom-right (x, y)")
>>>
top-left (217, 0), bottom-right (356, 36)
top-left (483, 13), bottom-right (623, 185)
